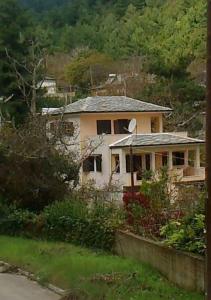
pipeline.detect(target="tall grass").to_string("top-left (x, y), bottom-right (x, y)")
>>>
top-left (0, 236), bottom-right (203, 300)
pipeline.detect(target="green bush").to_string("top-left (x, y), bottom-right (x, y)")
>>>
top-left (160, 213), bottom-right (205, 255)
top-left (41, 198), bottom-right (123, 251)
top-left (0, 195), bottom-right (123, 252)
top-left (0, 209), bottom-right (37, 237)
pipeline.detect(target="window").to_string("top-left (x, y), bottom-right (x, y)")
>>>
top-left (145, 154), bottom-right (151, 171)
top-left (173, 152), bottom-right (185, 166)
top-left (126, 155), bottom-right (142, 173)
top-left (49, 121), bottom-right (74, 136)
top-left (83, 156), bottom-right (95, 172)
top-left (60, 121), bottom-right (74, 136)
top-left (96, 155), bottom-right (102, 172)
top-left (162, 152), bottom-right (168, 166)
top-left (112, 154), bottom-right (120, 173)
top-left (83, 155), bottom-right (102, 173)
top-left (50, 122), bottom-right (57, 133)
top-left (97, 120), bottom-right (111, 135)
top-left (151, 117), bottom-right (160, 133)
top-left (114, 119), bottom-right (130, 134)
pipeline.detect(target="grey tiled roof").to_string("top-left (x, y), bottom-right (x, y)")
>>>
top-left (110, 133), bottom-right (204, 148)
top-left (51, 96), bottom-right (172, 115)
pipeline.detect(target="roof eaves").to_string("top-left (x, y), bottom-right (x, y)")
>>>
top-left (110, 141), bottom-right (204, 149)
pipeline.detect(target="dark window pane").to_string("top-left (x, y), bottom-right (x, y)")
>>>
top-left (162, 153), bottom-right (168, 166)
top-left (114, 119), bottom-right (130, 134)
top-left (126, 155), bottom-right (131, 173)
top-left (126, 155), bottom-right (142, 173)
top-left (97, 120), bottom-right (111, 135)
top-left (133, 155), bottom-right (142, 172)
top-left (173, 152), bottom-right (184, 166)
top-left (96, 155), bottom-right (102, 172)
top-left (145, 154), bottom-right (151, 171)
top-left (83, 156), bottom-right (95, 172)
top-left (59, 121), bottom-right (74, 136)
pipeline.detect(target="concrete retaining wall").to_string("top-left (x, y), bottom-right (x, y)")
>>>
top-left (115, 230), bottom-right (204, 292)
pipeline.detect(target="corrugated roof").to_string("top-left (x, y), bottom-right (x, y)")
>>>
top-left (50, 96), bottom-right (172, 115)
top-left (110, 133), bottom-right (204, 148)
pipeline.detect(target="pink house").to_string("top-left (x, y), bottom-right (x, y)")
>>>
top-left (48, 96), bottom-right (205, 190)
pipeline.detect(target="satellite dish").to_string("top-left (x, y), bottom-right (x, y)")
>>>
top-left (128, 118), bottom-right (137, 133)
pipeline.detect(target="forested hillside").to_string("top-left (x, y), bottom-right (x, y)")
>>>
top-left (20, 0), bottom-right (206, 70)
top-left (0, 0), bottom-right (207, 132)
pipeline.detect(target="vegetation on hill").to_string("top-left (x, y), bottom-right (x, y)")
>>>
top-left (0, 0), bottom-right (207, 131)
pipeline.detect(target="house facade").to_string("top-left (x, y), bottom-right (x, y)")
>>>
top-left (48, 96), bottom-right (205, 190)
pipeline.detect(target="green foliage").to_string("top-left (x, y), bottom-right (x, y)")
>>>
top-left (141, 168), bottom-right (171, 210)
top-left (65, 50), bottom-right (113, 90)
top-left (0, 196), bottom-right (123, 251)
top-left (141, 76), bottom-right (205, 132)
top-left (160, 213), bottom-right (205, 255)
top-left (0, 0), bottom-right (30, 97)
top-left (0, 118), bottom-right (79, 211)
top-left (42, 198), bottom-right (123, 251)
top-left (0, 209), bottom-right (36, 236)
top-left (5, 0), bottom-right (206, 128)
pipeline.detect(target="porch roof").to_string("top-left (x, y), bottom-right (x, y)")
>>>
top-left (109, 133), bottom-right (204, 149)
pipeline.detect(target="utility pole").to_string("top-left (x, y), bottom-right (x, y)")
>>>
top-left (206, 1), bottom-right (211, 298)
top-left (130, 144), bottom-right (135, 196)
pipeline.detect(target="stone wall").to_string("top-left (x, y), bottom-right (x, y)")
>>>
top-left (115, 230), bottom-right (204, 292)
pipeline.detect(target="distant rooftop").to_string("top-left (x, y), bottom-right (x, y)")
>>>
top-left (42, 108), bottom-right (58, 115)
top-left (110, 133), bottom-right (204, 149)
top-left (50, 96), bottom-right (172, 115)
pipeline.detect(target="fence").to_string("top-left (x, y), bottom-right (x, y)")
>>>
top-left (115, 230), bottom-right (204, 293)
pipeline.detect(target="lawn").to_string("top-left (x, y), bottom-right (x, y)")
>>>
top-left (0, 236), bottom-right (203, 300)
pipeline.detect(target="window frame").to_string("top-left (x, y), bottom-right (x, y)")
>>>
top-left (49, 121), bottom-right (74, 136)
top-left (96, 120), bottom-right (112, 135)
top-left (114, 119), bottom-right (130, 134)
top-left (83, 155), bottom-right (102, 173)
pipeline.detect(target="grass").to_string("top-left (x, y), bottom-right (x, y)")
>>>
top-left (0, 236), bottom-right (203, 300)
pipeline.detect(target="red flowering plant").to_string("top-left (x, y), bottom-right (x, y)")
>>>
top-left (123, 168), bottom-right (183, 239)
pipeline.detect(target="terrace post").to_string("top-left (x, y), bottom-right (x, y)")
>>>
top-left (194, 146), bottom-right (200, 169)
top-left (151, 152), bottom-right (156, 172)
top-left (168, 151), bottom-right (173, 170)
top-left (184, 149), bottom-right (189, 167)
top-left (142, 154), bottom-right (146, 170)
top-left (119, 149), bottom-right (126, 174)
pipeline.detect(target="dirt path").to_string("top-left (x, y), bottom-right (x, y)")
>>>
top-left (0, 273), bottom-right (60, 300)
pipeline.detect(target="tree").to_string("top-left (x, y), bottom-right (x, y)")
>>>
top-left (0, 116), bottom-right (80, 211)
top-left (0, 0), bottom-right (35, 123)
top-left (5, 27), bottom-right (51, 117)
top-left (65, 50), bottom-right (113, 92)
top-left (0, 0), bottom-right (30, 97)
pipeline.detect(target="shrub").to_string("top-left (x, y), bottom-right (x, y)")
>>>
top-left (41, 198), bottom-right (123, 251)
top-left (160, 213), bottom-right (205, 255)
top-left (123, 169), bottom-right (178, 238)
top-left (0, 209), bottom-right (37, 237)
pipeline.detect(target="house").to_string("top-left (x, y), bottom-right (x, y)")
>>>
top-left (48, 96), bottom-right (205, 190)
top-left (39, 77), bottom-right (57, 95)
top-left (39, 77), bottom-right (75, 102)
